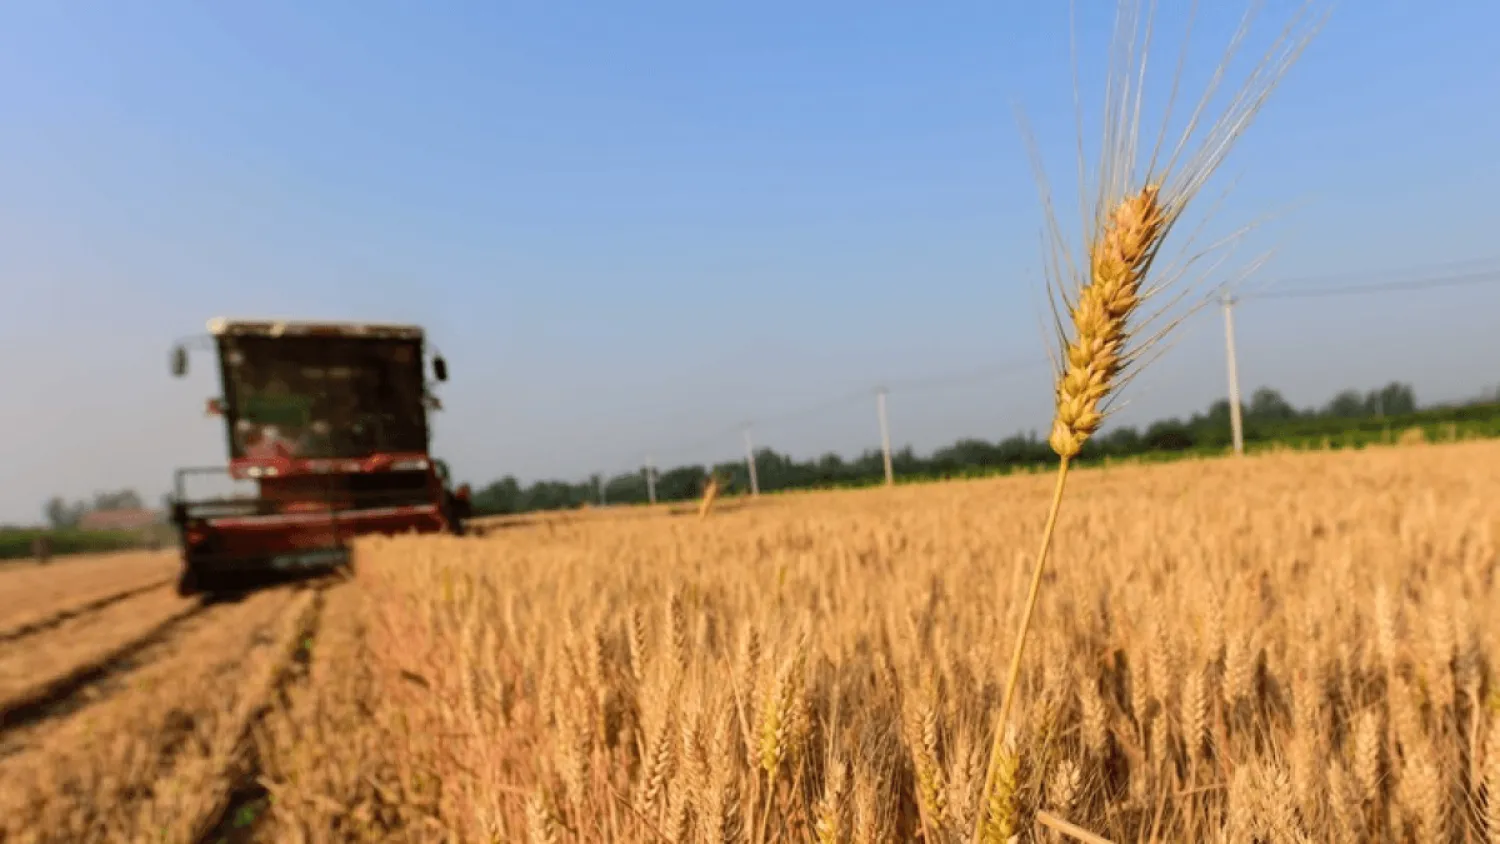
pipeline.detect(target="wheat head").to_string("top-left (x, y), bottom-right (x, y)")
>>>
top-left (1049, 185), bottom-right (1164, 459)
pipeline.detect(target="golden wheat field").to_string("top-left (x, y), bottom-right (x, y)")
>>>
top-left (2, 440), bottom-right (1498, 843)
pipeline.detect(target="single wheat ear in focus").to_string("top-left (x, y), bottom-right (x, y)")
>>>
top-left (974, 2), bottom-right (1328, 842)
top-left (1049, 185), bottom-right (1165, 458)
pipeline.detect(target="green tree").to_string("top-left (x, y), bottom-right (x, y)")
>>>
top-left (44, 497), bottom-right (85, 529)
top-left (1324, 389), bottom-right (1367, 418)
top-left (472, 476), bottom-right (524, 514)
top-left (92, 489), bottom-right (144, 511)
top-left (1143, 419), bottom-right (1195, 451)
top-left (1365, 382), bottom-right (1416, 417)
top-left (1248, 387), bottom-right (1298, 422)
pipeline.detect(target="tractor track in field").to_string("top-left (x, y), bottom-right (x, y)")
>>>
top-left (0, 579), bottom-right (333, 760)
top-left (0, 599), bottom-right (217, 736)
top-left (196, 583), bottom-right (328, 844)
top-left (0, 578), bottom-right (177, 644)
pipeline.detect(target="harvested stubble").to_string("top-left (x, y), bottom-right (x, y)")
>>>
top-left (251, 579), bottom-right (433, 843)
top-left (133, 587), bottom-right (321, 844)
top-left (0, 551), bottom-right (178, 635)
top-left (0, 585), bottom-right (198, 713)
top-left (345, 441), bottom-right (1500, 842)
top-left (0, 586), bottom-right (301, 843)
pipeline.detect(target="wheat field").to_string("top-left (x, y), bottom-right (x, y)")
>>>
top-left (3, 440), bottom-right (1497, 843)
top-left (356, 440), bottom-right (1499, 843)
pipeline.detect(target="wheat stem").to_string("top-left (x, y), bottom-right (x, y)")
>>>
top-left (1036, 810), bottom-right (1118, 844)
top-left (974, 455), bottom-right (1072, 843)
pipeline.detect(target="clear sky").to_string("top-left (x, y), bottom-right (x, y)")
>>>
top-left (3, 1), bottom-right (1499, 523)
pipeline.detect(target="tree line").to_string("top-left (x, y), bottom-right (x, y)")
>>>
top-left (466, 381), bottom-right (1495, 515)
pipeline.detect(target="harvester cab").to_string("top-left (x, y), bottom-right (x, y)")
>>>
top-left (167, 318), bottom-right (472, 597)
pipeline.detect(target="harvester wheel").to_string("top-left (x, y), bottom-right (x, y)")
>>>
top-left (443, 491), bottom-right (468, 537)
top-left (175, 565), bottom-right (200, 597)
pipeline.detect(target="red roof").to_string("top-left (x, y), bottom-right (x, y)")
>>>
top-left (77, 509), bottom-right (164, 531)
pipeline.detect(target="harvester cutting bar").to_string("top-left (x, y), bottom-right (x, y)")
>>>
top-left (170, 465), bottom-right (458, 596)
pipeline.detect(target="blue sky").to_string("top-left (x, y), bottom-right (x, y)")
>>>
top-left (3, 1), bottom-right (1499, 522)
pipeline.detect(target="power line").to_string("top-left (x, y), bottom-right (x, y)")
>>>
top-left (631, 396), bottom-right (863, 469)
top-left (631, 361), bottom-right (1045, 469)
top-left (1242, 267), bottom-right (1500, 301)
top-left (753, 388), bottom-right (873, 429)
top-left (884, 358), bottom-right (1047, 395)
top-left (1247, 255), bottom-right (1500, 290)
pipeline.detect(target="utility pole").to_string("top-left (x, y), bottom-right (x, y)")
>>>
top-left (1221, 292), bottom-right (1245, 456)
top-left (644, 456), bottom-right (657, 505)
top-left (742, 426), bottom-right (760, 498)
top-left (598, 473), bottom-right (607, 507)
top-left (876, 386), bottom-right (895, 486)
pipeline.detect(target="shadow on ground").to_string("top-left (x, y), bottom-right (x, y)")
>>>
top-left (198, 565), bottom-right (345, 603)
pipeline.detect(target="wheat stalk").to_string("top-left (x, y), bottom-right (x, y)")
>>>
top-left (698, 472), bottom-right (722, 520)
top-left (973, 2), bottom-right (1325, 841)
top-left (526, 791), bottom-right (560, 844)
top-left (1483, 715), bottom-right (1500, 843)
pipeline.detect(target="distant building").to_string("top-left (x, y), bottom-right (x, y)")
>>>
top-left (73, 508), bottom-right (173, 551)
top-left (77, 508), bottom-right (165, 532)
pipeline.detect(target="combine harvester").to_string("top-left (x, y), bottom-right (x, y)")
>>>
top-left (167, 317), bottom-right (472, 596)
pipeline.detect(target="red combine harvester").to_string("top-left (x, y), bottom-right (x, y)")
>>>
top-left (167, 317), bottom-right (472, 596)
